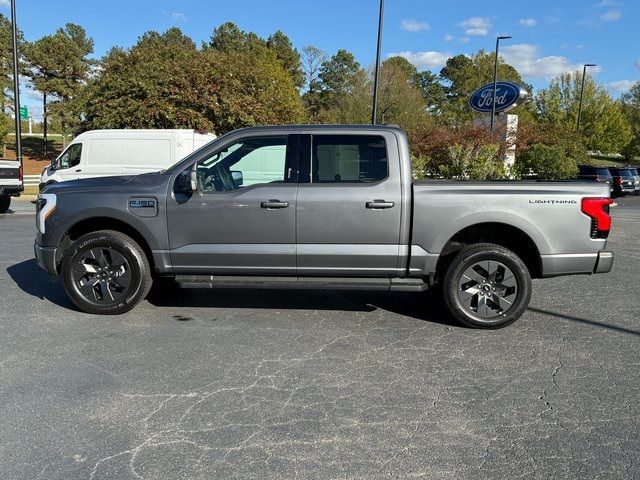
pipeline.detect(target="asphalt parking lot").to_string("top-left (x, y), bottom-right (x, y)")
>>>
top-left (1, 196), bottom-right (639, 479)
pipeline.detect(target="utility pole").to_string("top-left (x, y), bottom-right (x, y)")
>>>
top-left (10, 0), bottom-right (22, 167)
top-left (577, 63), bottom-right (596, 133)
top-left (490, 35), bottom-right (511, 133)
top-left (371, 0), bottom-right (384, 125)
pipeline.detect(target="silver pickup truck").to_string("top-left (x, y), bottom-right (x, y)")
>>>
top-left (34, 125), bottom-right (614, 328)
top-left (0, 158), bottom-right (23, 213)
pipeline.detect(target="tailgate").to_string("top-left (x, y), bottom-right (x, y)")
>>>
top-left (0, 160), bottom-right (22, 187)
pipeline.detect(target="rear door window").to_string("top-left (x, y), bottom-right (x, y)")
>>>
top-left (309, 135), bottom-right (388, 183)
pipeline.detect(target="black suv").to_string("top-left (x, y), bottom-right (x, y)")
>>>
top-left (578, 165), bottom-right (613, 194)
top-left (608, 167), bottom-right (636, 197)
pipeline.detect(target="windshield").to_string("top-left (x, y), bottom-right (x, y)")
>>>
top-left (596, 168), bottom-right (612, 178)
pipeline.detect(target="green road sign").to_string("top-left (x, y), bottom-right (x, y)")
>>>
top-left (19, 106), bottom-right (28, 121)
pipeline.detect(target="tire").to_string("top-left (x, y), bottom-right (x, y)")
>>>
top-left (442, 243), bottom-right (532, 329)
top-left (0, 194), bottom-right (10, 214)
top-left (61, 230), bottom-right (152, 315)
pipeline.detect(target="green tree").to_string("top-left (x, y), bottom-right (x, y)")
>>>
top-left (304, 49), bottom-right (363, 120)
top-left (537, 72), bottom-right (631, 154)
top-left (208, 22), bottom-right (264, 53)
top-left (620, 81), bottom-right (640, 160)
top-left (414, 70), bottom-right (447, 113)
top-left (376, 57), bottom-right (428, 132)
top-left (0, 14), bottom-right (24, 111)
top-left (266, 31), bottom-right (304, 88)
top-left (24, 23), bottom-right (94, 147)
top-left (203, 47), bottom-right (304, 133)
top-left (80, 28), bottom-right (216, 131)
top-left (439, 51), bottom-right (531, 122)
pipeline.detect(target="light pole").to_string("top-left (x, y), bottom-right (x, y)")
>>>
top-left (10, 0), bottom-right (22, 166)
top-left (490, 35), bottom-right (511, 133)
top-left (577, 63), bottom-right (596, 133)
top-left (371, 0), bottom-right (384, 125)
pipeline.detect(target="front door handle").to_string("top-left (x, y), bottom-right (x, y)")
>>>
top-left (261, 199), bottom-right (289, 209)
top-left (75, 169), bottom-right (82, 172)
top-left (366, 199), bottom-right (395, 209)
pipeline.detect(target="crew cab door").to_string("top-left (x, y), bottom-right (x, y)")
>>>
top-left (296, 132), bottom-right (403, 276)
top-left (167, 134), bottom-right (299, 274)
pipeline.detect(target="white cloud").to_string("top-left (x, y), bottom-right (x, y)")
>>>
top-left (635, 59), bottom-right (640, 70)
top-left (459, 36), bottom-right (470, 44)
top-left (519, 18), bottom-right (537, 27)
top-left (459, 17), bottom-right (492, 36)
top-left (600, 10), bottom-right (621, 21)
top-left (501, 43), bottom-right (602, 79)
top-left (401, 19), bottom-right (429, 32)
top-left (595, 0), bottom-right (618, 7)
top-left (443, 34), bottom-right (454, 42)
top-left (0, 0), bottom-right (9, 8)
top-left (388, 51), bottom-right (452, 70)
top-left (607, 80), bottom-right (635, 93)
top-left (170, 12), bottom-right (186, 22)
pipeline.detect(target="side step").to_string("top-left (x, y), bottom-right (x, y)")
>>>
top-left (174, 275), bottom-right (429, 292)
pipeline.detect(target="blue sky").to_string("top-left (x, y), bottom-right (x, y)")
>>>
top-left (5, 0), bottom-right (639, 121)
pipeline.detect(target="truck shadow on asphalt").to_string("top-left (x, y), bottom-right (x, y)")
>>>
top-left (147, 283), bottom-right (461, 328)
top-left (7, 259), bottom-right (73, 309)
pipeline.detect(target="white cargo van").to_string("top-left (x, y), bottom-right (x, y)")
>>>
top-left (40, 129), bottom-right (215, 188)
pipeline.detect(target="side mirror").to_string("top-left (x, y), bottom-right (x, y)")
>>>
top-left (231, 170), bottom-right (243, 188)
top-left (175, 168), bottom-right (198, 194)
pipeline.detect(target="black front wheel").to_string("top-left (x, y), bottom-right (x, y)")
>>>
top-left (61, 230), bottom-right (152, 314)
top-left (0, 194), bottom-right (10, 214)
top-left (442, 243), bottom-right (532, 329)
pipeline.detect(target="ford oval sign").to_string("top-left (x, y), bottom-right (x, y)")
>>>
top-left (469, 81), bottom-right (527, 114)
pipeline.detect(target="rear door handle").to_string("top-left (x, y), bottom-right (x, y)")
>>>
top-left (366, 199), bottom-right (395, 209)
top-left (261, 199), bottom-right (289, 209)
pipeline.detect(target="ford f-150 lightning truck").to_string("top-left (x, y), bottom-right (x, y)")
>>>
top-left (34, 125), bottom-right (614, 328)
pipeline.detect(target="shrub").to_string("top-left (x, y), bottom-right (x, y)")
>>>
top-left (514, 143), bottom-right (579, 180)
top-left (410, 122), bottom-right (508, 179)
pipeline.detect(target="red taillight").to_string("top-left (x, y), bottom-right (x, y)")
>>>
top-left (582, 197), bottom-right (613, 239)
top-left (614, 177), bottom-right (622, 185)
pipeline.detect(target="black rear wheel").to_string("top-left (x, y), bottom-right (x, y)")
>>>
top-left (442, 243), bottom-right (532, 329)
top-left (0, 194), bottom-right (10, 214)
top-left (61, 230), bottom-right (152, 314)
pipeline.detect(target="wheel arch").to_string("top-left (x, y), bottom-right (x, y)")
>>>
top-left (57, 217), bottom-right (154, 273)
top-left (435, 222), bottom-right (542, 280)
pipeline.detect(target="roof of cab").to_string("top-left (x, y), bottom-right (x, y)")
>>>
top-left (229, 124), bottom-right (405, 134)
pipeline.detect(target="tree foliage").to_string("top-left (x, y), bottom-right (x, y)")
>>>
top-left (80, 28), bottom-right (216, 131)
top-left (439, 51), bottom-right (532, 122)
top-left (24, 23), bottom-right (94, 135)
top-left (80, 27), bottom-right (304, 134)
top-left (620, 81), bottom-right (640, 160)
top-left (536, 72), bottom-right (631, 154)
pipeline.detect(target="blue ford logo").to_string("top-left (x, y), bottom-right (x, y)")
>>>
top-left (469, 81), bottom-right (527, 113)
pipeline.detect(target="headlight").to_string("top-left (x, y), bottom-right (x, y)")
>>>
top-left (36, 193), bottom-right (56, 234)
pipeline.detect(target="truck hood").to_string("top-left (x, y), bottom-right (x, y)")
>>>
top-left (42, 173), bottom-right (168, 194)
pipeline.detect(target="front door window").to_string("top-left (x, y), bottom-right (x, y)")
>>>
top-left (57, 143), bottom-right (82, 170)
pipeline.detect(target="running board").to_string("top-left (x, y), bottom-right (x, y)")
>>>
top-left (174, 275), bottom-right (428, 292)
